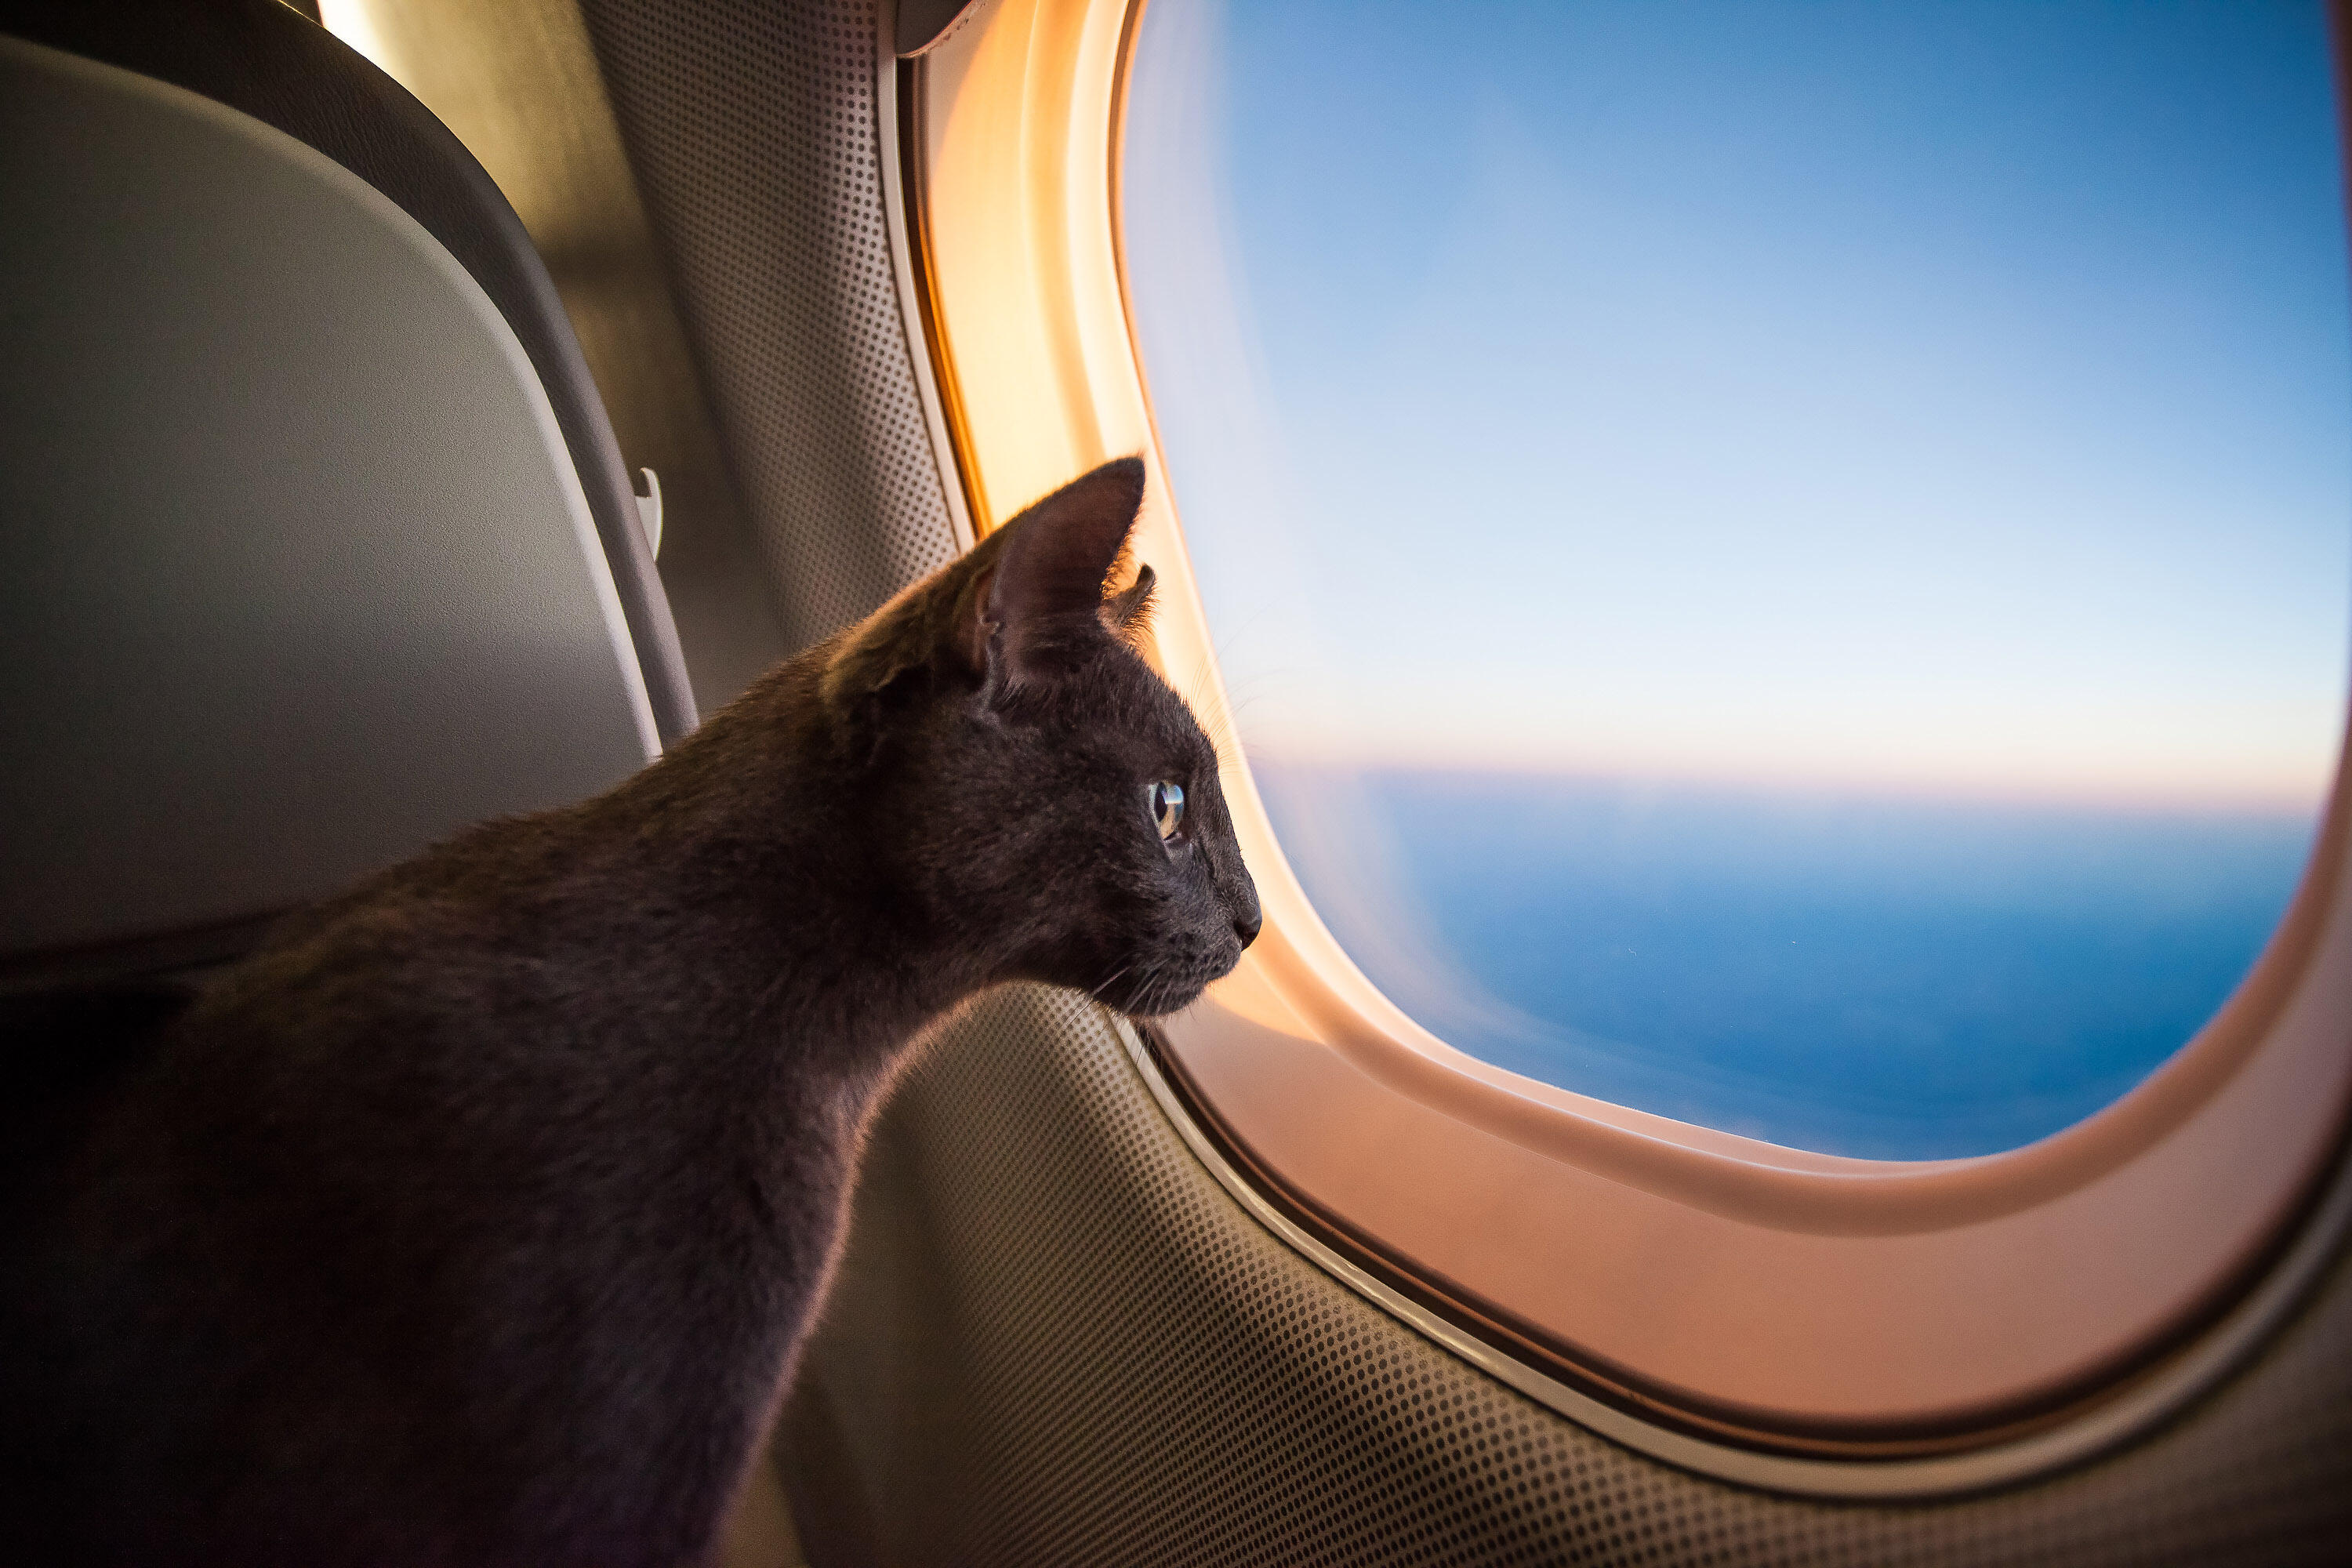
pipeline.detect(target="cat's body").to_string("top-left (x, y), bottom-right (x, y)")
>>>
top-left (0, 460), bottom-right (1258, 1567)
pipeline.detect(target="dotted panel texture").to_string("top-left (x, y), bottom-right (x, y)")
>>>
top-left (782, 985), bottom-right (2352, 1567)
top-left (576, 0), bottom-right (957, 655)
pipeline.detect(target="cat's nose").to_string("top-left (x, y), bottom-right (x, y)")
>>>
top-left (1232, 905), bottom-right (1261, 950)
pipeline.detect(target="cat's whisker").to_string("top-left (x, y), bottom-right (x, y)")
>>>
top-left (1185, 680), bottom-right (1245, 767)
top-left (1139, 963), bottom-right (1189, 1019)
top-left (1120, 962), bottom-right (1159, 1018)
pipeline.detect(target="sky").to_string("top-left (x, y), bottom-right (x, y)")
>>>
top-left (1124, 0), bottom-right (2352, 811)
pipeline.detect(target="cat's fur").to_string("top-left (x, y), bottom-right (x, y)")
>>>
top-left (0, 459), bottom-right (1259, 1566)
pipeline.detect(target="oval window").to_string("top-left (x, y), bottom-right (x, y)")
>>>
top-left (1123, 0), bottom-right (2351, 1157)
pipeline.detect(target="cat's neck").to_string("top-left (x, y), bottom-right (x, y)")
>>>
top-left (559, 652), bottom-right (1000, 1086)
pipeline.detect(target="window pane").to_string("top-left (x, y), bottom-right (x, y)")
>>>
top-left (1124, 0), bottom-right (2352, 1157)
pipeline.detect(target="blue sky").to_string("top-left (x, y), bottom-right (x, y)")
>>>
top-left (1126, 0), bottom-right (2352, 809)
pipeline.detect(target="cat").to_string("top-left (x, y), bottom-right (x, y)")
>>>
top-left (0, 457), bottom-right (1261, 1567)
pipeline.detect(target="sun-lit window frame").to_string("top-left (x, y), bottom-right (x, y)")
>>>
top-left (893, 0), bottom-right (2352, 1494)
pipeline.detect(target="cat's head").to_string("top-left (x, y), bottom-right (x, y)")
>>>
top-left (824, 457), bottom-right (1260, 1017)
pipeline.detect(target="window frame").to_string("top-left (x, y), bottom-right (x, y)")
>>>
top-left (896, 0), bottom-right (2352, 1493)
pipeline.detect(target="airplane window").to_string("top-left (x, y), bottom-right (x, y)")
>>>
top-left (1123, 0), bottom-right (2352, 1157)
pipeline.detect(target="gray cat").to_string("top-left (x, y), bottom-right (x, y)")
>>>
top-left (0, 457), bottom-right (1260, 1566)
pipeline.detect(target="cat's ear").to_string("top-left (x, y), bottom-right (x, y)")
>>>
top-left (968, 456), bottom-right (1148, 691)
top-left (1100, 562), bottom-right (1156, 644)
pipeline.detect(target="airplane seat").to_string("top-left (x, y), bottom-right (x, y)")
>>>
top-left (0, 0), bottom-right (691, 999)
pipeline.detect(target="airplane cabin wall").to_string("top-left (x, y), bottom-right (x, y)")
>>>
top-left (578, 0), bottom-right (964, 659)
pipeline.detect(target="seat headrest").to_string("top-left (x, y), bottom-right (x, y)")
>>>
top-left (0, 37), bottom-right (665, 981)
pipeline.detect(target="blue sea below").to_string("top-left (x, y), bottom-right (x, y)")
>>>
top-left (1252, 766), bottom-right (2320, 1160)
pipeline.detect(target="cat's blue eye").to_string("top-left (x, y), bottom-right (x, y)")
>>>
top-left (1151, 780), bottom-right (1185, 840)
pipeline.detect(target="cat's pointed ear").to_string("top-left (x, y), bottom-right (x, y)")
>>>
top-left (975, 456), bottom-right (1148, 690)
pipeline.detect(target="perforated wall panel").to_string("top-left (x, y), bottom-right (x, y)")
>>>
top-left (577, 0), bottom-right (958, 655)
top-left (785, 985), bottom-right (2352, 1567)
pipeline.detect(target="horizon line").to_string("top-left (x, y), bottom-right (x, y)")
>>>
top-left (1234, 746), bottom-right (2335, 818)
